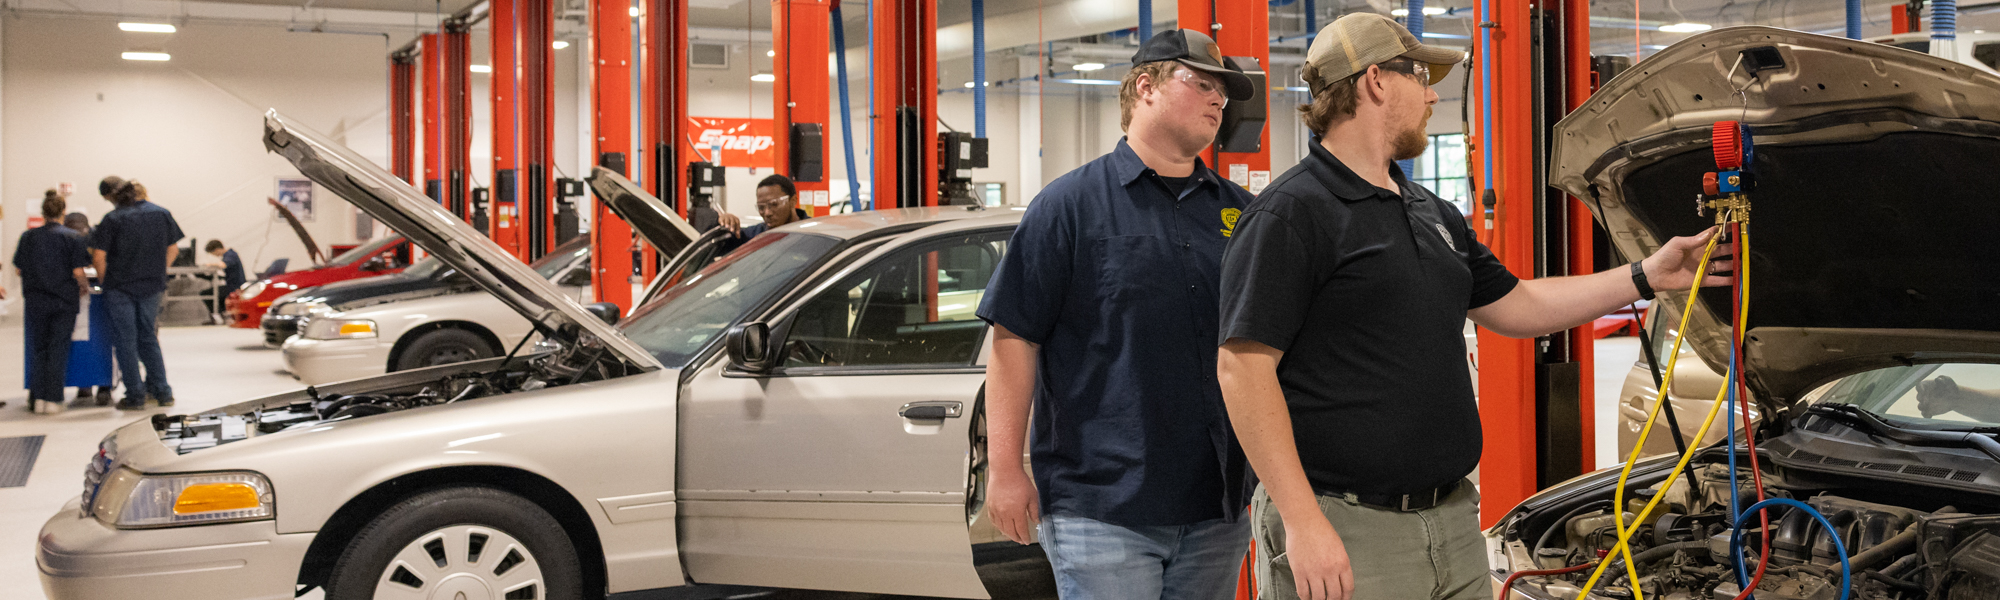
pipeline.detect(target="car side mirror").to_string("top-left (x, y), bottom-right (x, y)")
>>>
top-left (725, 321), bottom-right (775, 372)
top-left (360, 257), bottom-right (388, 272)
top-left (560, 268), bottom-right (594, 287)
top-left (582, 302), bottom-right (621, 325)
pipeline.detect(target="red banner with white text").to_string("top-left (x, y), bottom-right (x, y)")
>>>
top-left (688, 117), bottom-right (775, 169)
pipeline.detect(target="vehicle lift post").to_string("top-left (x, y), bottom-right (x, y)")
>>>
top-left (491, 0), bottom-right (525, 258)
top-left (640, 0), bottom-right (692, 282)
top-left (390, 48), bottom-right (419, 189)
top-left (520, 0), bottom-right (559, 260)
top-left (871, 0), bottom-right (938, 209)
top-left (442, 17), bottom-right (475, 225)
top-left (422, 33), bottom-right (443, 205)
top-left (589, 0), bottom-right (641, 309)
top-left (773, 0), bottom-right (833, 216)
top-left (1473, 0), bottom-right (1600, 528)
top-left (1179, 0), bottom-right (1271, 190)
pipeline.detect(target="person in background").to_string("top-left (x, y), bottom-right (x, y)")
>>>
top-left (91, 179), bottom-right (183, 410)
top-left (16, 190), bottom-right (92, 413)
top-left (61, 211), bottom-right (110, 404)
top-left (714, 174), bottom-right (811, 255)
top-left (201, 240), bottom-right (244, 322)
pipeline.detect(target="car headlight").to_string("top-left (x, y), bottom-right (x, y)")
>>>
top-left (239, 280), bottom-right (268, 298)
top-left (274, 301), bottom-right (328, 317)
top-left (303, 317), bottom-right (377, 340)
top-left (90, 469), bottom-right (274, 528)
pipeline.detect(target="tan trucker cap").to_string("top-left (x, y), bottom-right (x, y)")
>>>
top-left (1303, 13), bottom-right (1466, 96)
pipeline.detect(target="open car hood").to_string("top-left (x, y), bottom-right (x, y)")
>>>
top-left (1551, 27), bottom-right (2000, 411)
top-left (263, 111), bottom-right (661, 371)
top-left (584, 166), bottom-right (702, 259)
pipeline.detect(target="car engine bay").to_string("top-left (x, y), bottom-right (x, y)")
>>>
top-left (152, 330), bottom-right (637, 453)
top-left (1502, 411), bottom-right (2000, 600)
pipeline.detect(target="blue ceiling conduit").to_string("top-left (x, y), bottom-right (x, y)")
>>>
top-left (1848, 0), bottom-right (1863, 38)
top-left (1934, 0), bottom-right (1958, 42)
top-left (832, 5), bottom-right (864, 213)
top-left (974, 0), bottom-right (987, 138)
top-left (1406, 0), bottom-right (1425, 37)
top-left (1478, 0), bottom-right (1495, 203)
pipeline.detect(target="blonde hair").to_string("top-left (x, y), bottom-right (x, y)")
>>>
top-left (1118, 61), bottom-right (1182, 132)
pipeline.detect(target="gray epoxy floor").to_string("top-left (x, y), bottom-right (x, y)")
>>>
top-left (0, 322), bottom-right (1640, 600)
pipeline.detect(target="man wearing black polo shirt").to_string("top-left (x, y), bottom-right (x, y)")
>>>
top-left (1214, 14), bottom-right (1732, 600)
top-left (978, 29), bottom-right (1259, 600)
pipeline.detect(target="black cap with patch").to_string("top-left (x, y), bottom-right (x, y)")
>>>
top-left (1130, 29), bottom-right (1257, 101)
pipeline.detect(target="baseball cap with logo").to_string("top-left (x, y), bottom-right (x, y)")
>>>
top-left (1130, 29), bottom-right (1258, 101)
top-left (1303, 13), bottom-right (1465, 97)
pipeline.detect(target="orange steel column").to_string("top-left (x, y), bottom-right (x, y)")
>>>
top-left (870, 0), bottom-right (937, 208)
top-left (442, 21), bottom-right (475, 222)
top-left (1476, 0), bottom-right (1540, 528)
top-left (640, 0), bottom-right (690, 282)
top-left (422, 34), bottom-right (443, 204)
top-left (521, 0), bottom-right (557, 259)
top-left (773, 0), bottom-right (832, 216)
top-left (491, 0), bottom-right (524, 258)
top-left (590, 0), bottom-right (637, 309)
top-left (1180, 0), bottom-right (1270, 188)
top-left (391, 49), bottom-right (418, 187)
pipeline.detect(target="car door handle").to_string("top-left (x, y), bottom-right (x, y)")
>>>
top-left (900, 401), bottom-right (963, 420)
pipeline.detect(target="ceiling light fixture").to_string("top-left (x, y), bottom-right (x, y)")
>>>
top-left (1389, 7), bottom-right (1448, 16)
top-left (767, 50), bottom-right (775, 57)
top-left (628, 6), bottom-right (639, 17)
top-left (1073, 62), bottom-right (1106, 72)
top-left (751, 73), bottom-right (776, 82)
top-left (1658, 22), bottom-right (1713, 33)
top-left (121, 51), bottom-right (171, 61)
top-left (553, 40), bottom-right (570, 49)
top-left (119, 22), bottom-right (176, 33)
top-left (470, 64), bottom-right (493, 73)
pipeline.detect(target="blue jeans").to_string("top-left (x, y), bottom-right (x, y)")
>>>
top-left (103, 289), bottom-right (170, 402)
top-left (1039, 513), bottom-right (1250, 600)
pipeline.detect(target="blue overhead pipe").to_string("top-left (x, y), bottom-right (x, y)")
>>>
top-left (1304, 0), bottom-right (1317, 43)
top-left (1139, 0), bottom-right (1152, 42)
top-left (1847, 0), bottom-right (1863, 38)
top-left (1478, 0), bottom-right (1494, 199)
top-left (833, 6), bottom-right (863, 213)
top-left (1407, 0), bottom-right (1425, 37)
top-left (863, 0), bottom-right (877, 210)
top-left (1934, 0), bottom-right (1959, 41)
top-left (974, 0), bottom-right (987, 138)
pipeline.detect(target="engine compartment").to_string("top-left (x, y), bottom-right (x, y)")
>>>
top-left (1505, 439), bottom-right (2000, 599)
top-left (153, 331), bottom-right (637, 453)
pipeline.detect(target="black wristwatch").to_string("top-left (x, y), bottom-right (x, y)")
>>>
top-left (1631, 261), bottom-right (1656, 301)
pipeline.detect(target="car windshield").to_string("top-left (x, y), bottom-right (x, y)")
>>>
top-left (326, 235), bottom-right (403, 267)
top-left (617, 232), bottom-right (841, 368)
top-left (1807, 363), bottom-right (2000, 428)
top-left (401, 256), bottom-right (445, 279)
top-left (530, 238), bottom-right (590, 281)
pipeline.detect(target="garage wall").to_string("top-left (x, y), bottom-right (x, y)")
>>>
top-left (1, 15), bottom-right (392, 301)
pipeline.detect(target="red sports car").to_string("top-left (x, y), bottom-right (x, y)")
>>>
top-left (224, 235), bottom-right (412, 328)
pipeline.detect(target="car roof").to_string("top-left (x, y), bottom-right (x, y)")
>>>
top-left (768, 205), bottom-right (1025, 240)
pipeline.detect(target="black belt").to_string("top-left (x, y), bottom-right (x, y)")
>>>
top-left (1332, 480), bottom-right (1462, 513)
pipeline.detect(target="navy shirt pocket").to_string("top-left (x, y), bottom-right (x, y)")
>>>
top-left (1093, 235), bottom-right (1181, 303)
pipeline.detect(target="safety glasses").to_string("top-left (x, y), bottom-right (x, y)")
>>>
top-left (1175, 68), bottom-right (1230, 107)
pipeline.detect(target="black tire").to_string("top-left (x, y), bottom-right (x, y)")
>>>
top-left (325, 486), bottom-right (584, 600)
top-left (395, 328), bottom-right (496, 372)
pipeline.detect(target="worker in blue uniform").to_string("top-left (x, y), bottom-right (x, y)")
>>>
top-left (15, 190), bottom-right (92, 413)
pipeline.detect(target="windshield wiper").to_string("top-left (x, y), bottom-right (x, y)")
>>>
top-left (1807, 404), bottom-right (2000, 461)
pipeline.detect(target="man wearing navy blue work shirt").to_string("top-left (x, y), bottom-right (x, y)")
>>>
top-left (15, 192), bottom-right (92, 413)
top-left (714, 174), bottom-right (810, 256)
top-left (90, 178), bottom-right (184, 410)
top-left (977, 29), bottom-right (1258, 600)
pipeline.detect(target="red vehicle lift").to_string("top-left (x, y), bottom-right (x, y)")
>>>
top-left (871, 0), bottom-right (937, 209)
top-left (421, 33), bottom-right (442, 204)
top-left (491, 0), bottom-right (524, 257)
top-left (590, 0), bottom-right (639, 309)
top-left (390, 49), bottom-right (418, 187)
top-left (441, 18), bottom-right (474, 224)
top-left (1180, 0), bottom-right (1271, 187)
top-left (639, 0), bottom-right (691, 283)
top-left (520, 0), bottom-right (558, 260)
top-left (773, 0), bottom-right (833, 216)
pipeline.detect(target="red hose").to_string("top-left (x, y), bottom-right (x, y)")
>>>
top-left (1501, 561), bottom-right (1601, 597)
top-left (1728, 220), bottom-right (1773, 600)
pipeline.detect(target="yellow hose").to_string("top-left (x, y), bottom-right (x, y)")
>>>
top-left (1572, 216), bottom-right (1736, 599)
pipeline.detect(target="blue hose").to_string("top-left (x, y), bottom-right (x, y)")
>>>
top-left (972, 0), bottom-right (986, 139)
top-left (1477, 0), bottom-right (1493, 198)
top-left (863, 0), bottom-right (876, 210)
top-left (1727, 332), bottom-right (1746, 585)
top-left (1935, 0), bottom-right (1959, 42)
top-left (1304, 0), bottom-right (1316, 44)
top-left (1407, 0), bottom-right (1425, 37)
top-left (1847, 0), bottom-right (1862, 39)
top-left (832, 6), bottom-right (863, 213)
top-left (1730, 499), bottom-right (1852, 600)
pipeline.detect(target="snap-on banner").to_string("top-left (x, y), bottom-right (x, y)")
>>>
top-left (689, 117), bottom-right (775, 169)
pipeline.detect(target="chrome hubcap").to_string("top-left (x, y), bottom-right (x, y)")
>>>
top-left (375, 525), bottom-right (544, 600)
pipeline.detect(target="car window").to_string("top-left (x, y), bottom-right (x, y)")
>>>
top-left (618, 232), bottom-right (841, 368)
top-left (1975, 42), bottom-right (2000, 71)
top-left (531, 237), bottom-right (591, 281)
top-left (1814, 363), bottom-right (2000, 426)
top-left (782, 231), bottom-right (1008, 369)
top-left (327, 235), bottom-right (404, 267)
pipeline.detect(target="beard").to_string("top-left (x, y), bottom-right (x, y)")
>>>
top-left (1391, 107), bottom-right (1432, 160)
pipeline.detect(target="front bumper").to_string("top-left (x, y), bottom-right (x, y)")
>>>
top-left (39, 499), bottom-right (314, 600)
top-left (282, 336), bottom-right (388, 385)
top-left (260, 314), bottom-right (301, 348)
